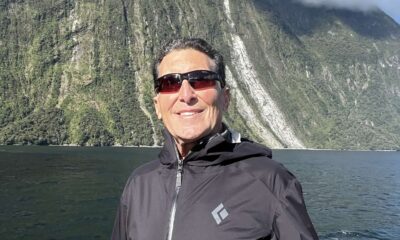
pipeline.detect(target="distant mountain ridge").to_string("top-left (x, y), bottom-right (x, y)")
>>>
top-left (0, 0), bottom-right (399, 149)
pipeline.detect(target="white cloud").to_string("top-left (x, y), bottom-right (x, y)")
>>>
top-left (294, 0), bottom-right (400, 16)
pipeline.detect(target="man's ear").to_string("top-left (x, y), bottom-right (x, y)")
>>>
top-left (222, 87), bottom-right (230, 111)
top-left (153, 95), bottom-right (162, 119)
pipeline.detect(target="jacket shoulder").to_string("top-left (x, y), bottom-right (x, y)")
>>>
top-left (235, 141), bottom-right (297, 198)
top-left (119, 159), bottom-right (160, 204)
top-left (127, 159), bottom-right (160, 181)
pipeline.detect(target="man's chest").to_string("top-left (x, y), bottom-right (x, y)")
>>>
top-left (128, 167), bottom-right (276, 240)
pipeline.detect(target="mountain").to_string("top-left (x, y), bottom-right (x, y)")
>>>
top-left (0, 0), bottom-right (399, 149)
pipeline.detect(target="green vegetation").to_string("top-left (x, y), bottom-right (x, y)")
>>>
top-left (0, 108), bottom-right (67, 145)
top-left (0, 0), bottom-right (399, 149)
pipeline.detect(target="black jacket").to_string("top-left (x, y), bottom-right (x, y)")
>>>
top-left (111, 129), bottom-right (319, 240)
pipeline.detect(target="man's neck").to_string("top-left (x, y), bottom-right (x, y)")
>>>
top-left (174, 124), bottom-right (226, 159)
top-left (176, 141), bottom-right (196, 159)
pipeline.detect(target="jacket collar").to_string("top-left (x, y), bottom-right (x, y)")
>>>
top-left (158, 123), bottom-right (242, 166)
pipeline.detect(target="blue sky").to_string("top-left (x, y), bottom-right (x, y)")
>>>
top-left (379, 1), bottom-right (400, 24)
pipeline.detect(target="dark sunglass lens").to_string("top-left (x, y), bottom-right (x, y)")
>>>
top-left (189, 71), bottom-right (218, 90)
top-left (158, 75), bottom-right (181, 93)
top-left (157, 71), bottom-right (220, 93)
top-left (191, 79), bottom-right (216, 90)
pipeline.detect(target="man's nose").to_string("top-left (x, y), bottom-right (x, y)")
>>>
top-left (178, 80), bottom-right (197, 104)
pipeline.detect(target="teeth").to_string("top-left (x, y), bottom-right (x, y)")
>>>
top-left (180, 112), bottom-right (195, 116)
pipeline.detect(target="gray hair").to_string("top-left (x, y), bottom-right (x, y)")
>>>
top-left (152, 38), bottom-right (226, 89)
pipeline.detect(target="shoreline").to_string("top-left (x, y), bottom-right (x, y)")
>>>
top-left (0, 144), bottom-right (398, 152)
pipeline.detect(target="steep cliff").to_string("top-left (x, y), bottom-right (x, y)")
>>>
top-left (0, 0), bottom-right (399, 149)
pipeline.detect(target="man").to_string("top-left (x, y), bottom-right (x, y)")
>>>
top-left (111, 38), bottom-right (318, 240)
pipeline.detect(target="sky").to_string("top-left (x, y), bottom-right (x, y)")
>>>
top-left (295, 0), bottom-right (400, 24)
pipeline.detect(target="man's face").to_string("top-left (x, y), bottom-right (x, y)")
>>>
top-left (153, 49), bottom-right (229, 146)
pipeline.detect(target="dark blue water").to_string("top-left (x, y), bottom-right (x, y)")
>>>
top-left (274, 150), bottom-right (400, 240)
top-left (0, 146), bottom-right (399, 240)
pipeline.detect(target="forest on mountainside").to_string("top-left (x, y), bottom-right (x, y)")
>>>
top-left (0, 0), bottom-right (399, 149)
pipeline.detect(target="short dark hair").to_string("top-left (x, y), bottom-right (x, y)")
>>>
top-left (152, 38), bottom-right (226, 90)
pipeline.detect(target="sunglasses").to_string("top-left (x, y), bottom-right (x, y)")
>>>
top-left (154, 70), bottom-right (223, 93)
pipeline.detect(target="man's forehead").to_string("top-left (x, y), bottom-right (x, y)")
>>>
top-left (158, 49), bottom-right (216, 75)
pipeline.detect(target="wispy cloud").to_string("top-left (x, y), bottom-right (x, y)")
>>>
top-left (294, 0), bottom-right (400, 15)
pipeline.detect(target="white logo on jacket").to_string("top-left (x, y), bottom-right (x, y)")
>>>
top-left (212, 203), bottom-right (229, 224)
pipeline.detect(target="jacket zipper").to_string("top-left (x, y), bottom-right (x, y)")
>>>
top-left (167, 157), bottom-right (184, 240)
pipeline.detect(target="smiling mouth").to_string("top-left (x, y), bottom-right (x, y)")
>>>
top-left (180, 112), bottom-right (196, 116)
top-left (177, 110), bottom-right (203, 117)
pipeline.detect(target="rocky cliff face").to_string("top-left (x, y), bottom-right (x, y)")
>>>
top-left (1, 0), bottom-right (399, 149)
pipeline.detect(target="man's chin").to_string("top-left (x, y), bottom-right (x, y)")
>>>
top-left (174, 135), bottom-right (203, 145)
top-left (173, 130), bottom-right (210, 145)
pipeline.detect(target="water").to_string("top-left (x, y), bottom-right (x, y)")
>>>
top-left (0, 146), bottom-right (156, 240)
top-left (274, 150), bottom-right (400, 240)
top-left (1, 146), bottom-right (399, 240)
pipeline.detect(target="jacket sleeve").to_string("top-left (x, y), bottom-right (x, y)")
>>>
top-left (111, 176), bottom-right (134, 240)
top-left (111, 200), bottom-right (128, 240)
top-left (272, 178), bottom-right (319, 240)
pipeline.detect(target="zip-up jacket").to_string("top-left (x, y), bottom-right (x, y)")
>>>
top-left (111, 128), bottom-right (319, 240)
